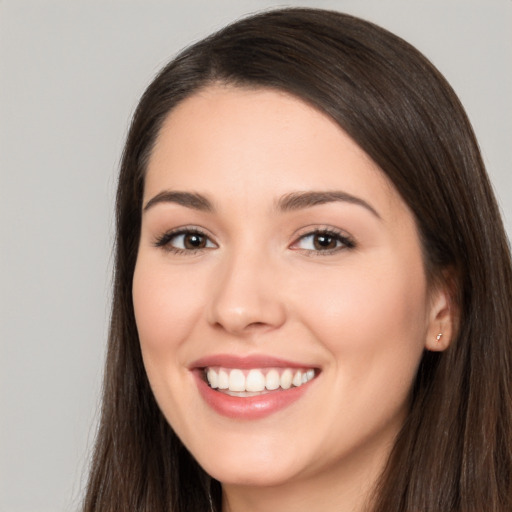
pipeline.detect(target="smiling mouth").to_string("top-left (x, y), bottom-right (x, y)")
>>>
top-left (204, 367), bottom-right (317, 396)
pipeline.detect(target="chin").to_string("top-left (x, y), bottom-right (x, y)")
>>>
top-left (206, 463), bottom-right (297, 488)
top-left (194, 444), bottom-right (304, 488)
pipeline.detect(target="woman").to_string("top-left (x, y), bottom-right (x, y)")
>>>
top-left (83, 8), bottom-right (512, 511)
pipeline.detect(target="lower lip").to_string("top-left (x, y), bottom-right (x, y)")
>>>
top-left (194, 371), bottom-right (314, 420)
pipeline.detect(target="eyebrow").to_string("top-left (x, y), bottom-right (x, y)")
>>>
top-left (143, 189), bottom-right (380, 219)
top-left (277, 191), bottom-right (381, 218)
top-left (143, 191), bottom-right (214, 212)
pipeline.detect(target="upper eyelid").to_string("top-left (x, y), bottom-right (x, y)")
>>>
top-left (152, 224), bottom-right (355, 249)
top-left (153, 226), bottom-right (216, 248)
top-left (292, 224), bottom-right (353, 240)
top-left (290, 227), bottom-right (356, 250)
top-left (156, 225), bottom-right (214, 238)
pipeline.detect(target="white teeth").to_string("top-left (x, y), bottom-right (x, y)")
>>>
top-left (229, 369), bottom-right (245, 392)
top-left (280, 369), bottom-right (293, 389)
top-left (207, 368), bottom-right (218, 389)
top-left (218, 369), bottom-right (229, 390)
top-left (246, 369), bottom-right (266, 392)
top-left (205, 367), bottom-right (316, 393)
top-left (265, 369), bottom-right (280, 390)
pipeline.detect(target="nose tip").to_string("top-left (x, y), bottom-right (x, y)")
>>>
top-left (207, 260), bottom-right (286, 336)
top-left (211, 306), bottom-right (278, 335)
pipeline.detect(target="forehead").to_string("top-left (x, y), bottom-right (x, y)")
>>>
top-left (144, 85), bottom-right (400, 218)
top-left (148, 84), bottom-right (373, 167)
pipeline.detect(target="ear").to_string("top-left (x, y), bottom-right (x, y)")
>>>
top-left (424, 274), bottom-right (458, 352)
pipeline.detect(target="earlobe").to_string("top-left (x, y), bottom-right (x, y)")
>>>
top-left (426, 330), bottom-right (450, 352)
top-left (424, 282), bottom-right (457, 352)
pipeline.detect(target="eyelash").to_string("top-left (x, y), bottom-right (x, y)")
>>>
top-left (291, 228), bottom-right (355, 256)
top-left (153, 227), bottom-right (215, 255)
top-left (153, 227), bottom-right (356, 255)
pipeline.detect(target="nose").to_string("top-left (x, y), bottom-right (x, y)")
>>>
top-left (207, 249), bottom-right (287, 336)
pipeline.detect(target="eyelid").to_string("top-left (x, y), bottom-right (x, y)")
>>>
top-left (152, 224), bottom-right (354, 255)
top-left (153, 225), bottom-right (217, 253)
top-left (290, 226), bottom-right (356, 255)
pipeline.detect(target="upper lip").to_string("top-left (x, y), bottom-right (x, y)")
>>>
top-left (190, 354), bottom-right (317, 370)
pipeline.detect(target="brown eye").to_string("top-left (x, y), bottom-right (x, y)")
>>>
top-left (154, 229), bottom-right (216, 252)
top-left (292, 229), bottom-right (355, 254)
top-left (313, 233), bottom-right (338, 250)
top-left (183, 233), bottom-right (207, 249)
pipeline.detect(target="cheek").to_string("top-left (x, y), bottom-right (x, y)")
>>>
top-left (295, 255), bottom-right (428, 381)
top-left (328, 273), bottom-right (426, 345)
top-left (292, 258), bottom-right (429, 451)
top-left (132, 256), bottom-right (211, 433)
top-left (132, 256), bottom-right (207, 360)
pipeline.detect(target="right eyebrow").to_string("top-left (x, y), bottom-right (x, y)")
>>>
top-left (276, 190), bottom-right (381, 219)
top-left (143, 191), bottom-right (214, 213)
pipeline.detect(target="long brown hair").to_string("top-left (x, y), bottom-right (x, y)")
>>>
top-left (83, 8), bottom-right (512, 511)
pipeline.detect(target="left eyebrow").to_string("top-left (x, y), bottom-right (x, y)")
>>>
top-left (143, 191), bottom-right (214, 213)
top-left (276, 191), bottom-right (381, 219)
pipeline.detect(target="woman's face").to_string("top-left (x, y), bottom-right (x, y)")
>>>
top-left (133, 86), bottom-right (449, 490)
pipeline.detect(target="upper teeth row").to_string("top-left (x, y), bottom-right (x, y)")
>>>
top-left (206, 367), bottom-right (316, 393)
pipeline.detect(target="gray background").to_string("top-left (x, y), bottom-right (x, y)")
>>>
top-left (1, 1), bottom-right (510, 511)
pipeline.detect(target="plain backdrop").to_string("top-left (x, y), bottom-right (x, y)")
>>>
top-left (1, 1), bottom-right (511, 511)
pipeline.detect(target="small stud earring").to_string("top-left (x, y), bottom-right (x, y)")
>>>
top-left (436, 333), bottom-right (443, 343)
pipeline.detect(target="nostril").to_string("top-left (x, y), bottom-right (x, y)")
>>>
top-left (207, 282), bottom-right (287, 334)
top-left (247, 322), bottom-right (266, 329)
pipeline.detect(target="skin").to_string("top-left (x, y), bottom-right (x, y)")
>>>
top-left (132, 85), bottom-right (453, 512)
